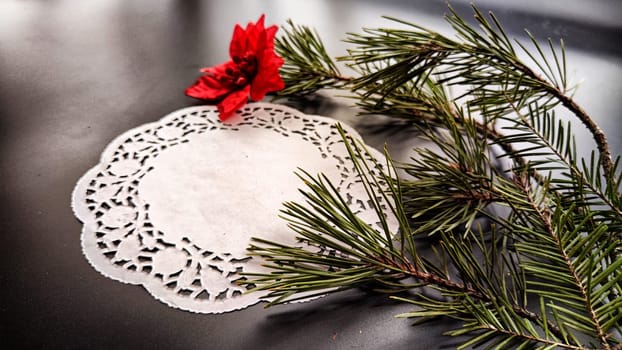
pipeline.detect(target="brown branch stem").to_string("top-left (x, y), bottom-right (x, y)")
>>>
top-left (515, 61), bottom-right (615, 177)
top-left (556, 91), bottom-right (614, 175)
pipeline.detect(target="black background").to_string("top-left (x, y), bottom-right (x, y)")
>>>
top-left (1, 1), bottom-right (621, 349)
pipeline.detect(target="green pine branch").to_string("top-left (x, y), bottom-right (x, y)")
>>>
top-left (246, 5), bottom-right (622, 350)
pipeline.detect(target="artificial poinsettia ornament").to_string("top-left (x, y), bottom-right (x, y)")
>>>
top-left (186, 15), bottom-right (285, 120)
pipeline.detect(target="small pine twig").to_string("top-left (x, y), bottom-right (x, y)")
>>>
top-left (396, 260), bottom-right (569, 343)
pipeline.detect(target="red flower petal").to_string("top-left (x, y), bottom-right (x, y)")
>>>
top-left (186, 61), bottom-right (241, 100)
top-left (264, 24), bottom-right (278, 50)
top-left (200, 61), bottom-right (234, 76)
top-left (250, 51), bottom-right (284, 100)
top-left (229, 24), bottom-right (247, 59)
top-left (185, 75), bottom-right (230, 101)
top-left (217, 85), bottom-right (251, 120)
top-left (245, 15), bottom-right (265, 54)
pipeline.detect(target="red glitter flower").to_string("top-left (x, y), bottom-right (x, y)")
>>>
top-left (185, 15), bottom-right (285, 120)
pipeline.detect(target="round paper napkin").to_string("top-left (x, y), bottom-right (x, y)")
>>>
top-left (72, 102), bottom-right (396, 313)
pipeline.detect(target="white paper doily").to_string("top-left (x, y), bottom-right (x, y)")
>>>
top-left (72, 102), bottom-right (396, 313)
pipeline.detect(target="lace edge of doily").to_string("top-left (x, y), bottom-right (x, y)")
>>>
top-left (71, 166), bottom-right (263, 314)
top-left (72, 171), bottom-right (346, 314)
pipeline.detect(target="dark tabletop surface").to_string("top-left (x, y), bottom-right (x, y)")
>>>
top-left (1, 1), bottom-right (621, 349)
